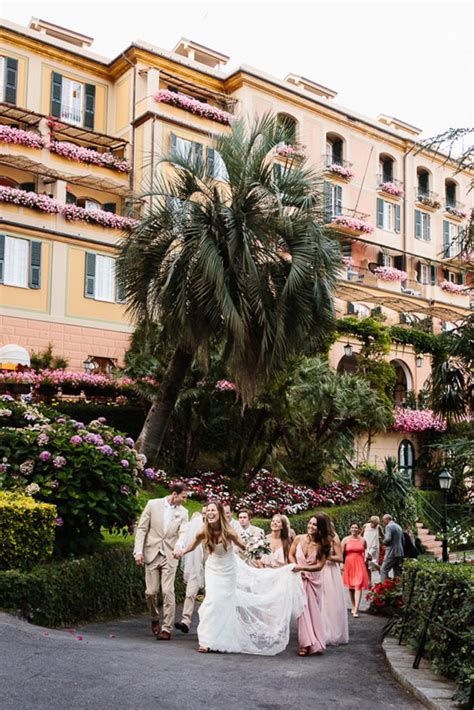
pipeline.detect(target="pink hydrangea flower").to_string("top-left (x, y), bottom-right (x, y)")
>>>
top-left (62, 204), bottom-right (138, 231)
top-left (69, 435), bottom-right (82, 445)
top-left (326, 163), bottom-right (354, 180)
top-left (440, 280), bottom-right (470, 295)
top-left (379, 181), bottom-right (404, 197)
top-left (39, 451), bottom-right (52, 462)
top-left (392, 407), bottom-right (447, 432)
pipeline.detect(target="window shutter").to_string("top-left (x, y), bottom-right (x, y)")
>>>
top-left (347, 302), bottom-right (355, 314)
top-left (323, 181), bottom-right (332, 222)
top-left (335, 185), bottom-right (343, 215)
top-left (85, 252), bottom-right (96, 298)
top-left (377, 250), bottom-right (384, 265)
top-left (426, 214), bottom-right (431, 241)
top-left (430, 265), bottom-right (437, 285)
top-left (456, 272), bottom-right (464, 285)
top-left (442, 268), bottom-right (449, 281)
top-left (103, 203), bottom-right (116, 213)
top-left (414, 209), bottom-right (421, 239)
top-left (84, 84), bottom-right (96, 130)
top-left (50, 72), bottom-right (63, 118)
top-left (394, 255), bottom-right (404, 270)
top-left (0, 235), bottom-right (4, 284)
top-left (206, 147), bottom-right (215, 177)
top-left (169, 132), bottom-right (177, 153)
top-left (443, 220), bottom-right (450, 257)
top-left (115, 264), bottom-right (126, 304)
top-left (193, 142), bottom-right (203, 170)
top-left (376, 198), bottom-right (384, 228)
top-left (29, 241), bottom-right (42, 289)
top-left (5, 58), bottom-right (18, 105)
top-left (415, 260), bottom-right (421, 283)
top-left (395, 204), bottom-right (401, 233)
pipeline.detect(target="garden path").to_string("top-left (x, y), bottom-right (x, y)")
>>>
top-left (1, 607), bottom-right (421, 709)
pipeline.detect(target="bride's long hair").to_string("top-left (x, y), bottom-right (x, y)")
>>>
top-left (203, 500), bottom-right (233, 553)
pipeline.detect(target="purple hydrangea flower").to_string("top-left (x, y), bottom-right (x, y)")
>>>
top-left (74, 421), bottom-right (85, 430)
top-left (50, 479), bottom-right (60, 488)
top-left (54, 517), bottom-right (64, 527)
top-left (84, 433), bottom-right (97, 444)
top-left (69, 435), bottom-right (82, 445)
top-left (113, 435), bottom-right (124, 446)
top-left (39, 451), bottom-right (52, 462)
top-left (37, 433), bottom-right (49, 446)
top-left (57, 418), bottom-right (66, 424)
top-left (125, 437), bottom-right (134, 448)
top-left (120, 459), bottom-right (129, 468)
top-left (120, 485), bottom-right (130, 495)
top-left (98, 445), bottom-right (113, 455)
top-left (144, 468), bottom-right (156, 480)
top-left (97, 417), bottom-right (106, 424)
top-left (53, 456), bottom-right (67, 469)
top-left (94, 435), bottom-right (104, 446)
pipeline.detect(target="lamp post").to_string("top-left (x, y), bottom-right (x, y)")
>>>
top-left (344, 342), bottom-right (353, 357)
top-left (415, 354), bottom-right (423, 368)
top-left (438, 470), bottom-right (453, 563)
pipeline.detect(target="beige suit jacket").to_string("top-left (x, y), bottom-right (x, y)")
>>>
top-left (133, 497), bottom-right (189, 567)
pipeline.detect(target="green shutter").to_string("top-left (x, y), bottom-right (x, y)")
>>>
top-left (50, 72), bottom-right (63, 118)
top-left (347, 302), bottom-right (355, 314)
top-left (206, 147), bottom-right (215, 177)
top-left (335, 185), bottom-right (342, 215)
top-left (84, 84), bottom-right (96, 129)
top-left (85, 252), bottom-right (96, 298)
top-left (377, 198), bottom-right (384, 228)
top-left (443, 220), bottom-right (450, 257)
top-left (323, 181), bottom-right (332, 222)
top-left (377, 251), bottom-right (384, 265)
top-left (29, 241), bottom-right (42, 289)
top-left (442, 268), bottom-right (449, 281)
top-left (395, 204), bottom-right (401, 233)
top-left (169, 132), bottom-right (177, 153)
top-left (394, 255), bottom-right (404, 270)
top-left (426, 214), bottom-right (431, 241)
top-left (456, 272), bottom-right (464, 285)
top-left (0, 235), bottom-right (4, 284)
top-left (193, 142), bottom-right (203, 171)
top-left (103, 203), bottom-right (116, 213)
top-left (430, 265), bottom-right (437, 285)
top-left (115, 262), bottom-right (126, 303)
top-left (5, 58), bottom-right (18, 105)
top-left (414, 209), bottom-right (421, 239)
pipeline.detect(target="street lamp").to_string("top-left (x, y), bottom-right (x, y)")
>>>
top-left (83, 357), bottom-right (96, 373)
top-left (438, 470), bottom-right (453, 563)
top-left (415, 354), bottom-right (423, 368)
top-left (344, 342), bottom-right (353, 357)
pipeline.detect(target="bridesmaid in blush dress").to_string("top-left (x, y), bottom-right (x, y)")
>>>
top-left (260, 513), bottom-right (290, 568)
top-left (289, 515), bottom-right (331, 656)
top-left (318, 513), bottom-right (349, 645)
top-left (341, 522), bottom-right (370, 618)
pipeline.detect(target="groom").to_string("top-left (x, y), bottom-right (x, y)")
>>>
top-left (133, 482), bottom-right (189, 639)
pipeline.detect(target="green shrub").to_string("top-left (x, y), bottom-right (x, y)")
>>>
top-left (53, 402), bottom-right (147, 439)
top-left (0, 492), bottom-right (57, 571)
top-left (394, 560), bottom-right (473, 704)
top-left (0, 543), bottom-right (186, 627)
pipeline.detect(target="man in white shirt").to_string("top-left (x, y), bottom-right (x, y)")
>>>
top-left (133, 482), bottom-right (189, 639)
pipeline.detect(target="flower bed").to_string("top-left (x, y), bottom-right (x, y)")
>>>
top-left (445, 205), bottom-right (468, 220)
top-left (0, 370), bottom-right (139, 394)
top-left (154, 89), bottom-right (233, 125)
top-left (276, 144), bottom-right (305, 159)
top-left (62, 204), bottom-right (138, 230)
top-left (366, 577), bottom-right (402, 614)
top-left (333, 215), bottom-right (373, 234)
top-left (0, 186), bottom-right (61, 214)
top-left (379, 181), bottom-right (404, 197)
top-left (440, 280), bottom-right (470, 295)
top-left (325, 163), bottom-right (354, 180)
top-left (49, 140), bottom-right (131, 173)
top-left (392, 407), bottom-right (447, 433)
top-left (0, 125), bottom-right (45, 149)
top-left (373, 266), bottom-right (407, 282)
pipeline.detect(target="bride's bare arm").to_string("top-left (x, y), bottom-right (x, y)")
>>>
top-left (180, 528), bottom-right (205, 556)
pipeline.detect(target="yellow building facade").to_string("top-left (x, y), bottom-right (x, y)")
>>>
top-left (0, 18), bottom-right (472, 469)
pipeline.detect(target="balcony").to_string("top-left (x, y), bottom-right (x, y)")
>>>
top-left (377, 175), bottom-right (404, 198)
top-left (322, 155), bottom-right (354, 180)
top-left (325, 208), bottom-right (373, 235)
top-left (414, 188), bottom-right (441, 211)
top-left (444, 200), bottom-right (469, 221)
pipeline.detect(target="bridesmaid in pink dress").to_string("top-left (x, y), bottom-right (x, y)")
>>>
top-left (289, 515), bottom-right (331, 656)
top-left (318, 513), bottom-right (349, 645)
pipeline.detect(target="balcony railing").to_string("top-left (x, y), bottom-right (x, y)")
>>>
top-left (323, 153), bottom-right (353, 169)
top-left (377, 175), bottom-right (404, 196)
top-left (59, 105), bottom-right (83, 126)
top-left (414, 188), bottom-right (441, 209)
top-left (342, 265), bottom-right (428, 299)
top-left (325, 207), bottom-right (372, 233)
top-left (444, 200), bottom-right (468, 220)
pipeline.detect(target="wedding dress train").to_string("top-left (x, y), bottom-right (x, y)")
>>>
top-left (197, 542), bottom-right (305, 655)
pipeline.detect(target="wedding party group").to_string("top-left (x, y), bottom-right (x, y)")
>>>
top-left (133, 482), bottom-right (406, 656)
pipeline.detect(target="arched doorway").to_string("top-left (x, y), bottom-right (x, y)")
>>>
top-left (337, 354), bottom-right (358, 375)
top-left (398, 439), bottom-right (415, 482)
top-left (391, 359), bottom-right (413, 405)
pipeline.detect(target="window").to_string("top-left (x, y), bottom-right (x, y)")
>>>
top-left (324, 182), bottom-right (342, 219)
top-left (416, 262), bottom-right (436, 285)
top-left (417, 168), bottom-right (430, 196)
top-left (379, 154), bottom-right (394, 182)
top-left (170, 133), bottom-right (203, 169)
top-left (398, 440), bottom-right (415, 481)
top-left (84, 252), bottom-right (125, 303)
top-left (443, 220), bottom-right (461, 257)
top-left (377, 198), bottom-right (400, 232)
top-left (414, 209), bottom-right (430, 241)
top-left (382, 253), bottom-right (393, 267)
top-left (0, 235), bottom-right (42, 289)
top-left (206, 148), bottom-right (228, 181)
top-left (0, 56), bottom-right (18, 104)
top-left (445, 180), bottom-right (457, 207)
top-left (50, 72), bottom-right (95, 129)
top-left (326, 133), bottom-right (344, 165)
top-left (348, 302), bottom-right (370, 318)
top-left (61, 78), bottom-right (83, 125)
top-left (277, 113), bottom-right (297, 144)
top-left (419, 264), bottom-right (429, 285)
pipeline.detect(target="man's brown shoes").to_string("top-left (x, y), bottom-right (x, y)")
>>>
top-left (151, 620), bottom-right (160, 637)
top-left (157, 630), bottom-right (171, 640)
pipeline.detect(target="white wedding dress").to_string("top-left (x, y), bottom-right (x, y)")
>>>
top-left (197, 542), bottom-right (306, 655)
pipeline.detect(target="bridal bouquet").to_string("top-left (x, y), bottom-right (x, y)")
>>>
top-left (245, 535), bottom-right (271, 560)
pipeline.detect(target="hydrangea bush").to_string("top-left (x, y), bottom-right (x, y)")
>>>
top-left (0, 398), bottom-right (141, 553)
top-left (440, 280), bottom-right (470, 295)
top-left (0, 185), bottom-right (61, 214)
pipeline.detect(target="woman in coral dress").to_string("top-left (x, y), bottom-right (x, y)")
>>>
top-left (289, 515), bottom-right (331, 656)
top-left (318, 513), bottom-right (349, 645)
top-left (341, 523), bottom-right (370, 618)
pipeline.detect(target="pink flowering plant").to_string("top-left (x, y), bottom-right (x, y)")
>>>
top-left (392, 407), bottom-right (447, 433)
top-left (333, 215), bottom-right (374, 234)
top-left (0, 186), bottom-right (61, 214)
top-left (445, 205), bottom-right (468, 220)
top-left (62, 204), bottom-right (138, 231)
top-left (379, 181), bottom-right (404, 197)
top-left (373, 266), bottom-right (408, 282)
top-left (276, 144), bottom-right (305, 159)
top-left (49, 140), bottom-right (131, 173)
top-left (440, 280), bottom-right (470, 295)
top-left (154, 89), bottom-right (234, 125)
top-left (0, 369), bottom-right (140, 396)
top-left (0, 398), bottom-right (141, 553)
top-left (0, 125), bottom-right (45, 149)
top-left (326, 163), bottom-right (354, 180)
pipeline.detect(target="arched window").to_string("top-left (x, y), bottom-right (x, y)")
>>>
top-left (326, 132), bottom-right (345, 166)
top-left (390, 359), bottom-right (413, 405)
top-left (398, 440), bottom-right (415, 481)
top-left (379, 153), bottom-right (395, 182)
top-left (337, 354), bottom-right (358, 375)
top-left (0, 176), bottom-right (18, 188)
top-left (445, 179), bottom-right (458, 208)
top-left (276, 113), bottom-right (298, 144)
top-left (417, 167), bottom-right (430, 196)
top-left (77, 197), bottom-right (101, 211)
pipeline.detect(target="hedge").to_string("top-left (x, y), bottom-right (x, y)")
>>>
top-left (394, 560), bottom-right (473, 704)
top-left (0, 492), bottom-right (57, 571)
top-left (53, 402), bottom-right (147, 439)
top-left (0, 543), bottom-right (185, 627)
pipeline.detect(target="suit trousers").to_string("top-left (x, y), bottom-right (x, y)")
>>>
top-left (180, 577), bottom-right (202, 627)
top-left (380, 555), bottom-right (403, 581)
top-left (145, 553), bottom-right (178, 632)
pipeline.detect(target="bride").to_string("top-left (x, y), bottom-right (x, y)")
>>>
top-left (180, 500), bottom-right (305, 655)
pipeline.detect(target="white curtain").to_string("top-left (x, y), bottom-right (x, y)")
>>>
top-left (4, 236), bottom-right (28, 288)
top-left (95, 255), bottom-right (115, 302)
top-left (61, 78), bottom-right (83, 125)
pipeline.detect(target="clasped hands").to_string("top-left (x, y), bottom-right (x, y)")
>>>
top-left (172, 547), bottom-right (184, 559)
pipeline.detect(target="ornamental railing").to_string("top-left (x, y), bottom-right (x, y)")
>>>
top-left (323, 153), bottom-right (353, 169)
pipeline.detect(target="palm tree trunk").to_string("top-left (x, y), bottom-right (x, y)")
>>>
top-left (137, 345), bottom-right (194, 464)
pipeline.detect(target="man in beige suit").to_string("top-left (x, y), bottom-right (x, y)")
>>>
top-left (133, 482), bottom-right (189, 639)
top-left (236, 509), bottom-right (264, 542)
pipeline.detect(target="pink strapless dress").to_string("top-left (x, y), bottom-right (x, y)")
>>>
top-left (296, 543), bottom-right (326, 654)
top-left (320, 561), bottom-right (349, 645)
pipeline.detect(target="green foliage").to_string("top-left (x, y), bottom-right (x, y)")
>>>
top-left (394, 561), bottom-right (473, 703)
top-left (30, 343), bottom-right (69, 371)
top-left (356, 459), bottom-right (417, 529)
top-left (53, 402), bottom-right (147, 440)
top-left (389, 325), bottom-right (441, 355)
top-left (0, 544), bottom-right (187, 626)
top-left (0, 491), bottom-right (56, 571)
top-left (0, 400), bottom-right (141, 554)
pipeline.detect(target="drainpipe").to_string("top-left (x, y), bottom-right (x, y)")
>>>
top-left (121, 52), bottom-right (137, 204)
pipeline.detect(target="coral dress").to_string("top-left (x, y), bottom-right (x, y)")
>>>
top-left (296, 543), bottom-right (326, 654)
top-left (320, 560), bottom-right (349, 645)
top-left (342, 538), bottom-right (370, 590)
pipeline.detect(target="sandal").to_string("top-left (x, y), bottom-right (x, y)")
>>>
top-left (298, 647), bottom-right (309, 656)
top-left (198, 647), bottom-right (221, 653)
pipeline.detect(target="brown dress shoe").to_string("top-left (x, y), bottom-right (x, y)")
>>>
top-left (157, 630), bottom-right (171, 640)
top-left (151, 620), bottom-right (160, 636)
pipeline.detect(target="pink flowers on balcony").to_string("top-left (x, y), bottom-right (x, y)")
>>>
top-left (49, 141), bottom-right (131, 173)
top-left (379, 181), bottom-right (404, 197)
top-left (445, 205), bottom-right (468, 220)
top-left (440, 280), bottom-right (470, 295)
top-left (0, 186), bottom-right (61, 214)
top-left (276, 144), bottom-right (305, 159)
top-left (62, 204), bottom-right (138, 231)
top-left (154, 89), bottom-right (234, 125)
top-left (392, 407), bottom-right (447, 433)
top-left (333, 215), bottom-right (373, 234)
top-left (341, 256), bottom-right (354, 268)
top-left (0, 125), bottom-right (45, 149)
top-left (326, 163), bottom-right (354, 180)
top-left (373, 266), bottom-right (408, 282)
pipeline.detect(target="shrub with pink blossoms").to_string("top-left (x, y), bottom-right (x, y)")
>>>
top-left (440, 280), bottom-right (470, 295)
top-left (392, 407), bottom-right (447, 432)
top-left (276, 144), bottom-right (305, 159)
top-left (215, 379), bottom-right (237, 392)
top-left (154, 89), bottom-right (234, 125)
top-left (62, 204), bottom-right (139, 231)
top-left (373, 266), bottom-right (408, 282)
top-left (333, 215), bottom-right (374, 234)
top-left (0, 125), bottom-right (45, 149)
top-left (379, 181), bottom-right (404, 197)
top-left (0, 186), bottom-right (61, 214)
top-left (49, 140), bottom-right (131, 173)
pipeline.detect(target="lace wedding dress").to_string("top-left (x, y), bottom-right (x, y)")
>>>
top-left (197, 542), bottom-right (306, 655)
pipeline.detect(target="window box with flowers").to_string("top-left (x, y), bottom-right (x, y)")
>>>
top-left (0, 125), bottom-right (45, 150)
top-left (440, 280), bottom-right (470, 295)
top-left (332, 215), bottom-right (373, 235)
top-left (276, 144), bottom-right (305, 159)
top-left (154, 89), bottom-right (233, 125)
top-left (378, 181), bottom-right (404, 198)
top-left (48, 141), bottom-right (131, 174)
top-left (445, 205), bottom-right (468, 221)
top-left (373, 266), bottom-right (408, 282)
top-left (415, 193), bottom-right (441, 210)
top-left (392, 407), bottom-right (447, 433)
top-left (324, 163), bottom-right (354, 180)
top-left (0, 186), bottom-right (61, 214)
top-left (62, 204), bottom-right (138, 231)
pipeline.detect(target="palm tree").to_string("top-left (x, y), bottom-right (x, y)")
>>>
top-left (118, 114), bottom-right (340, 463)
